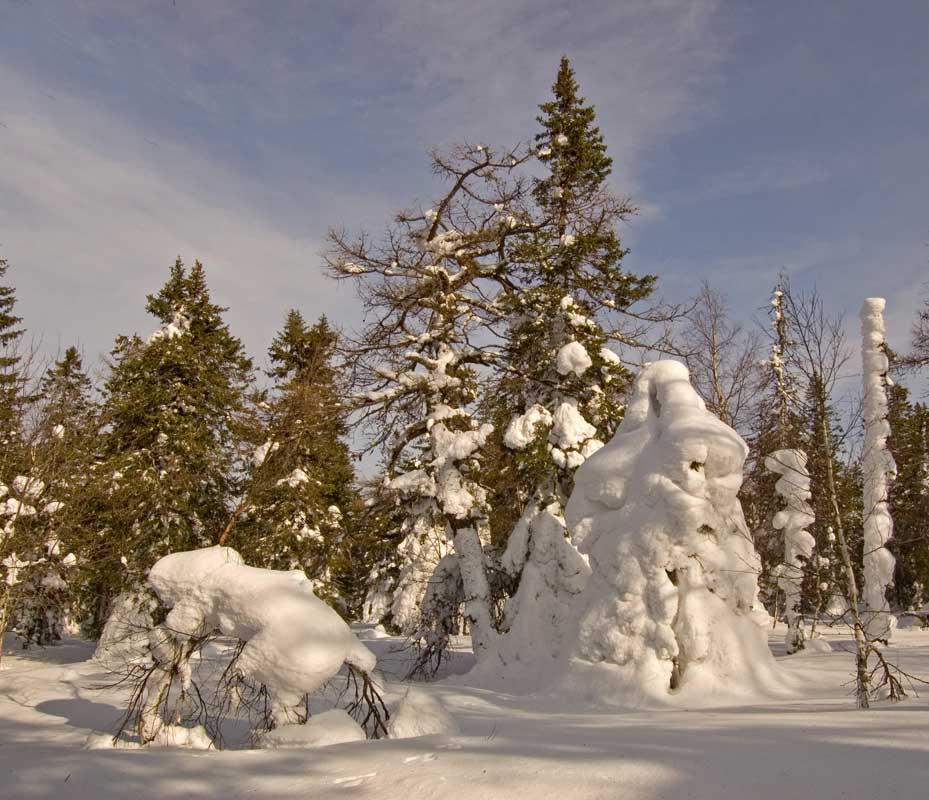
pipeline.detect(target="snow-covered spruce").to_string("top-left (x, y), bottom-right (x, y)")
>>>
top-left (859, 298), bottom-right (897, 641)
top-left (765, 449), bottom-right (815, 654)
top-left (129, 546), bottom-right (379, 744)
top-left (389, 516), bottom-right (451, 636)
top-left (560, 360), bottom-right (784, 706)
top-left (470, 500), bottom-right (590, 689)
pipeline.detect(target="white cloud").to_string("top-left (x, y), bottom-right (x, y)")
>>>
top-left (0, 66), bottom-right (342, 369)
top-left (0, 1), bottom-right (734, 374)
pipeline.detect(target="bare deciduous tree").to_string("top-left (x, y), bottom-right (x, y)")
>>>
top-left (682, 281), bottom-right (763, 433)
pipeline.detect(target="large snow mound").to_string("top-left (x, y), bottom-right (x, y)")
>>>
top-left (387, 689), bottom-right (460, 739)
top-left (258, 710), bottom-right (366, 749)
top-left (560, 360), bottom-right (787, 707)
top-left (148, 546), bottom-right (376, 708)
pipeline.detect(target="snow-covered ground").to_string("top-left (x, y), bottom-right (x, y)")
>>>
top-left (2, 625), bottom-right (928, 799)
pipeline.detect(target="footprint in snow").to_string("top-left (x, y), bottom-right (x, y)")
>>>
top-left (333, 772), bottom-right (377, 788)
top-left (403, 753), bottom-right (438, 763)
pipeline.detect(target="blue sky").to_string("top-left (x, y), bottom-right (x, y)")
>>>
top-left (1, 1), bottom-right (927, 381)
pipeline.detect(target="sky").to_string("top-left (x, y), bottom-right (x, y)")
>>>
top-left (1, 1), bottom-right (928, 386)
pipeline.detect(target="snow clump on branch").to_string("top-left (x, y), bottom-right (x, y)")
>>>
top-left (147, 546), bottom-right (376, 712)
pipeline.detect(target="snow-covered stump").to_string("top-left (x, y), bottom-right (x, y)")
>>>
top-left (560, 361), bottom-right (784, 706)
top-left (113, 546), bottom-right (384, 746)
top-left (860, 298), bottom-right (897, 642)
top-left (765, 450), bottom-right (816, 654)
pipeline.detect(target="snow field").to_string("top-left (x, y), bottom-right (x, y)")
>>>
top-left (2, 626), bottom-right (929, 800)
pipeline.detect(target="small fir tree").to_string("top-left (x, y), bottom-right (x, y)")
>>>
top-left (229, 312), bottom-right (357, 609)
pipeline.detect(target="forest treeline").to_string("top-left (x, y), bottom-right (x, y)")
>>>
top-left (1, 58), bottom-right (927, 661)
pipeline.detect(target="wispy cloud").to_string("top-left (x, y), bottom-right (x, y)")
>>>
top-left (0, 65), bottom-right (339, 369)
top-left (0, 0), bottom-right (728, 369)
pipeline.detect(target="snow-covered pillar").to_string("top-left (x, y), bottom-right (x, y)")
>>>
top-left (860, 298), bottom-right (897, 641)
top-left (562, 361), bottom-right (782, 705)
top-left (765, 449), bottom-right (815, 654)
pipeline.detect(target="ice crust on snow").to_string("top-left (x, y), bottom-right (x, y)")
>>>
top-left (387, 689), bottom-right (459, 739)
top-left (766, 449), bottom-right (815, 654)
top-left (859, 298), bottom-right (896, 640)
top-left (562, 360), bottom-right (783, 706)
top-left (147, 546), bottom-right (376, 709)
top-left (259, 710), bottom-right (366, 749)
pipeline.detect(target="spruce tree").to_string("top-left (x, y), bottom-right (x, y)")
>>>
top-left (0, 258), bottom-right (32, 649)
top-left (12, 347), bottom-right (97, 645)
top-left (496, 57), bottom-right (654, 517)
top-left (742, 285), bottom-right (806, 604)
top-left (0, 257), bottom-right (27, 470)
top-left (87, 258), bottom-right (252, 621)
top-left (230, 312), bottom-right (357, 608)
top-left (886, 383), bottom-right (929, 609)
top-left (481, 59), bottom-right (656, 661)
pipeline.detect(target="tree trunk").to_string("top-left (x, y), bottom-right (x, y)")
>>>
top-left (816, 399), bottom-right (870, 708)
top-left (449, 518), bottom-right (496, 660)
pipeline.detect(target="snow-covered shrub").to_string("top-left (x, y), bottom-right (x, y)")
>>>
top-left (408, 553), bottom-right (464, 678)
top-left (110, 546), bottom-right (387, 747)
top-left (560, 360), bottom-right (784, 706)
top-left (389, 513), bottom-right (451, 636)
top-left (1, 475), bottom-right (78, 647)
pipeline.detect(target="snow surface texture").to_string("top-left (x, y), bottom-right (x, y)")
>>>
top-left (765, 449), bottom-right (816, 654)
top-left (387, 689), bottom-right (460, 739)
top-left (562, 360), bottom-right (785, 706)
top-left (146, 547), bottom-right (376, 714)
top-left (6, 627), bottom-right (929, 800)
top-left (859, 298), bottom-right (897, 641)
